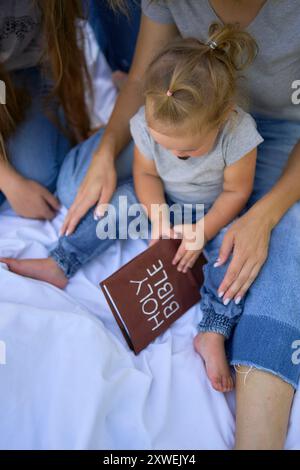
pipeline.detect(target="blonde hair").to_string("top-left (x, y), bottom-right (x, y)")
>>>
top-left (144, 22), bottom-right (258, 133)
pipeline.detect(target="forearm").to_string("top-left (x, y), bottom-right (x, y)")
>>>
top-left (0, 156), bottom-right (19, 194)
top-left (203, 190), bottom-right (250, 241)
top-left (250, 141), bottom-right (300, 228)
top-left (134, 172), bottom-right (166, 223)
top-left (92, 76), bottom-right (144, 162)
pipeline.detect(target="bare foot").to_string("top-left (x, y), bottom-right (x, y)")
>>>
top-left (193, 332), bottom-right (234, 392)
top-left (0, 257), bottom-right (68, 289)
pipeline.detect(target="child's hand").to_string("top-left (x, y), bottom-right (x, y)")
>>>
top-left (149, 217), bottom-right (178, 247)
top-left (172, 221), bottom-right (206, 273)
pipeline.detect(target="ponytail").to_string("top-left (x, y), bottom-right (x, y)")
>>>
top-left (207, 22), bottom-right (258, 71)
top-left (144, 22), bottom-right (258, 131)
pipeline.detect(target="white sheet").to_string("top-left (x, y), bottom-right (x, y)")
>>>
top-left (0, 207), bottom-right (299, 450)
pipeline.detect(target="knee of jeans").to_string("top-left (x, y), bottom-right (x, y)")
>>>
top-left (57, 129), bottom-right (107, 208)
top-left (56, 172), bottom-right (78, 209)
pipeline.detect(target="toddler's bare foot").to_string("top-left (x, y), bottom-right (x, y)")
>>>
top-left (194, 331), bottom-right (234, 392)
top-left (0, 257), bottom-right (68, 289)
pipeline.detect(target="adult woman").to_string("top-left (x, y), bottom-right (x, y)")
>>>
top-left (0, 0), bottom-right (117, 217)
top-left (3, 0), bottom-right (300, 449)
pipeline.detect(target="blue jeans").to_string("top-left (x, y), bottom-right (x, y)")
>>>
top-left (50, 129), bottom-right (135, 274)
top-left (53, 117), bottom-right (300, 388)
top-left (227, 116), bottom-right (300, 389)
top-left (0, 67), bottom-right (71, 206)
top-left (51, 128), bottom-right (243, 339)
top-left (87, 0), bottom-right (141, 72)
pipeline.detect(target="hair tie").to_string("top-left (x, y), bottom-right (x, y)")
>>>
top-left (207, 39), bottom-right (218, 50)
top-left (166, 89), bottom-right (173, 97)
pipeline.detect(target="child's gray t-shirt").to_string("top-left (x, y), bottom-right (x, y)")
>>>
top-left (130, 106), bottom-right (263, 206)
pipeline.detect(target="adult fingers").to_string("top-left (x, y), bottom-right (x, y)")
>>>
top-left (60, 200), bottom-right (91, 236)
top-left (42, 189), bottom-right (61, 211)
top-left (214, 230), bottom-right (235, 267)
top-left (233, 261), bottom-right (266, 301)
top-left (94, 183), bottom-right (116, 219)
top-left (221, 260), bottom-right (258, 304)
top-left (217, 249), bottom-right (246, 298)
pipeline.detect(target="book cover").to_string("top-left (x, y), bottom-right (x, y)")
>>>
top-left (100, 238), bottom-right (206, 354)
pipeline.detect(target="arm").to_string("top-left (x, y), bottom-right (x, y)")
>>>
top-left (204, 149), bottom-right (257, 241)
top-left (133, 144), bottom-right (166, 217)
top-left (217, 140), bottom-right (300, 302)
top-left (133, 144), bottom-right (172, 243)
top-left (0, 155), bottom-right (60, 220)
top-left (172, 149), bottom-right (257, 273)
top-left (61, 15), bottom-right (179, 236)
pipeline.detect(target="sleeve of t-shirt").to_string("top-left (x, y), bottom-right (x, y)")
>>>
top-left (141, 0), bottom-right (174, 24)
top-left (223, 110), bottom-right (264, 166)
top-left (129, 108), bottom-right (154, 160)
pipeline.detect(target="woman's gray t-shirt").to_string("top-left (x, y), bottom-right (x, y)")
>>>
top-left (142, 0), bottom-right (300, 121)
top-left (130, 106), bottom-right (263, 206)
top-left (0, 0), bottom-right (43, 71)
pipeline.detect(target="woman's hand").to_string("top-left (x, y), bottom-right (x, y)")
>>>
top-left (3, 174), bottom-right (60, 220)
top-left (172, 221), bottom-right (206, 273)
top-left (60, 155), bottom-right (117, 236)
top-left (216, 206), bottom-right (273, 303)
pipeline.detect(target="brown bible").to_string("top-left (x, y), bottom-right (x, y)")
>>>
top-left (100, 238), bottom-right (207, 354)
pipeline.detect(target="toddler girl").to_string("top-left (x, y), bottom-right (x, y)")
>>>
top-left (1, 23), bottom-right (263, 392)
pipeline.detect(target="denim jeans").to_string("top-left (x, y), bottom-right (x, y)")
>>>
top-left (50, 129), bottom-right (135, 274)
top-left (87, 0), bottom-right (141, 72)
top-left (53, 117), bottom-right (300, 388)
top-left (51, 128), bottom-right (243, 339)
top-left (0, 67), bottom-right (71, 206)
top-left (227, 116), bottom-right (300, 389)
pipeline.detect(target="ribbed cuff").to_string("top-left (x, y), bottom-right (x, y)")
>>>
top-left (198, 309), bottom-right (235, 339)
top-left (49, 244), bottom-right (82, 279)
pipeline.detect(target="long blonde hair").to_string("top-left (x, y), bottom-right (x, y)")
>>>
top-left (0, 0), bottom-right (92, 161)
top-left (144, 22), bottom-right (258, 133)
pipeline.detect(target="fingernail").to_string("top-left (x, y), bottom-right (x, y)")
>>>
top-left (214, 258), bottom-right (222, 267)
top-left (223, 298), bottom-right (231, 306)
top-left (65, 231), bottom-right (70, 237)
top-left (94, 213), bottom-right (100, 221)
top-left (235, 296), bottom-right (242, 305)
top-left (218, 291), bottom-right (224, 298)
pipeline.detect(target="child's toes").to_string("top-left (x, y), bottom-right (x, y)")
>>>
top-left (211, 375), bottom-right (223, 392)
top-left (229, 376), bottom-right (234, 390)
top-left (223, 376), bottom-right (234, 392)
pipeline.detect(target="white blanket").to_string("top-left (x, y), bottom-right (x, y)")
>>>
top-left (0, 207), bottom-right (299, 450)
